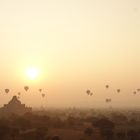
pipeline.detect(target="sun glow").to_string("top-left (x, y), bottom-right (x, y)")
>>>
top-left (26, 67), bottom-right (39, 80)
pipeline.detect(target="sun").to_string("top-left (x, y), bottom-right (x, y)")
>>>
top-left (26, 67), bottom-right (39, 80)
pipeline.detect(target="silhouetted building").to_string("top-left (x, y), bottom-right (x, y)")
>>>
top-left (0, 96), bottom-right (32, 116)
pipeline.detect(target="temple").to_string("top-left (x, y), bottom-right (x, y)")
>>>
top-left (0, 96), bottom-right (32, 116)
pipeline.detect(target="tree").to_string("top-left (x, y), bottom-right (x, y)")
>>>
top-left (93, 118), bottom-right (115, 130)
top-left (0, 125), bottom-right (10, 140)
top-left (51, 136), bottom-right (61, 140)
top-left (13, 117), bottom-right (31, 130)
top-left (93, 118), bottom-right (115, 140)
top-left (128, 119), bottom-right (137, 127)
top-left (116, 131), bottom-right (126, 140)
top-left (11, 128), bottom-right (19, 140)
top-left (35, 127), bottom-right (48, 140)
top-left (127, 129), bottom-right (138, 140)
top-left (84, 127), bottom-right (93, 136)
top-left (100, 129), bottom-right (114, 140)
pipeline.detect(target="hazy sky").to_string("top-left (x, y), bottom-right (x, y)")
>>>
top-left (0, 0), bottom-right (140, 108)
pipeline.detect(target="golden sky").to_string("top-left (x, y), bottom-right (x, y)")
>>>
top-left (0, 0), bottom-right (140, 108)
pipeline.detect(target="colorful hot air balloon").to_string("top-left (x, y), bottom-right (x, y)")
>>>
top-left (5, 89), bottom-right (9, 93)
top-left (24, 86), bottom-right (29, 92)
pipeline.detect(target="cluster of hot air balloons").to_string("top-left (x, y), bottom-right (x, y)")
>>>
top-left (38, 88), bottom-right (46, 98)
top-left (133, 88), bottom-right (140, 95)
top-left (131, 88), bottom-right (140, 95)
top-left (106, 85), bottom-right (121, 93)
top-left (24, 86), bottom-right (46, 98)
top-left (105, 85), bottom-right (112, 103)
top-left (86, 90), bottom-right (93, 96)
top-left (86, 84), bottom-right (140, 104)
top-left (1, 86), bottom-right (46, 98)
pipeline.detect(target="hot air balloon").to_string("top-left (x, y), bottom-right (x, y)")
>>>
top-left (5, 89), bottom-right (9, 93)
top-left (106, 99), bottom-right (109, 103)
top-left (137, 89), bottom-right (140, 92)
top-left (90, 92), bottom-right (93, 96)
top-left (105, 85), bottom-right (109, 89)
top-left (42, 94), bottom-right (45, 98)
top-left (117, 89), bottom-right (121, 93)
top-left (86, 90), bottom-right (91, 95)
top-left (39, 89), bottom-right (42, 92)
top-left (24, 86), bottom-right (29, 92)
top-left (106, 98), bottom-right (112, 103)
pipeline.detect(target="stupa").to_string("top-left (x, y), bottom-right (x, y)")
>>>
top-left (0, 96), bottom-right (32, 116)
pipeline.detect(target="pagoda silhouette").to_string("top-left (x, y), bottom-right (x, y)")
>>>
top-left (0, 96), bottom-right (32, 116)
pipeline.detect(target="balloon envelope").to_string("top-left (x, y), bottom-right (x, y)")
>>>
top-left (137, 89), bottom-right (140, 92)
top-left (106, 98), bottom-right (111, 103)
top-left (90, 92), bottom-right (93, 96)
top-left (86, 90), bottom-right (91, 95)
top-left (24, 86), bottom-right (29, 91)
top-left (117, 89), bottom-right (120, 93)
top-left (106, 85), bottom-right (109, 89)
top-left (39, 89), bottom-right (42, 92)
top-left (5, 89), bottom-right (9, 93)
top-left (42, 94), bottom-right (45, 98)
